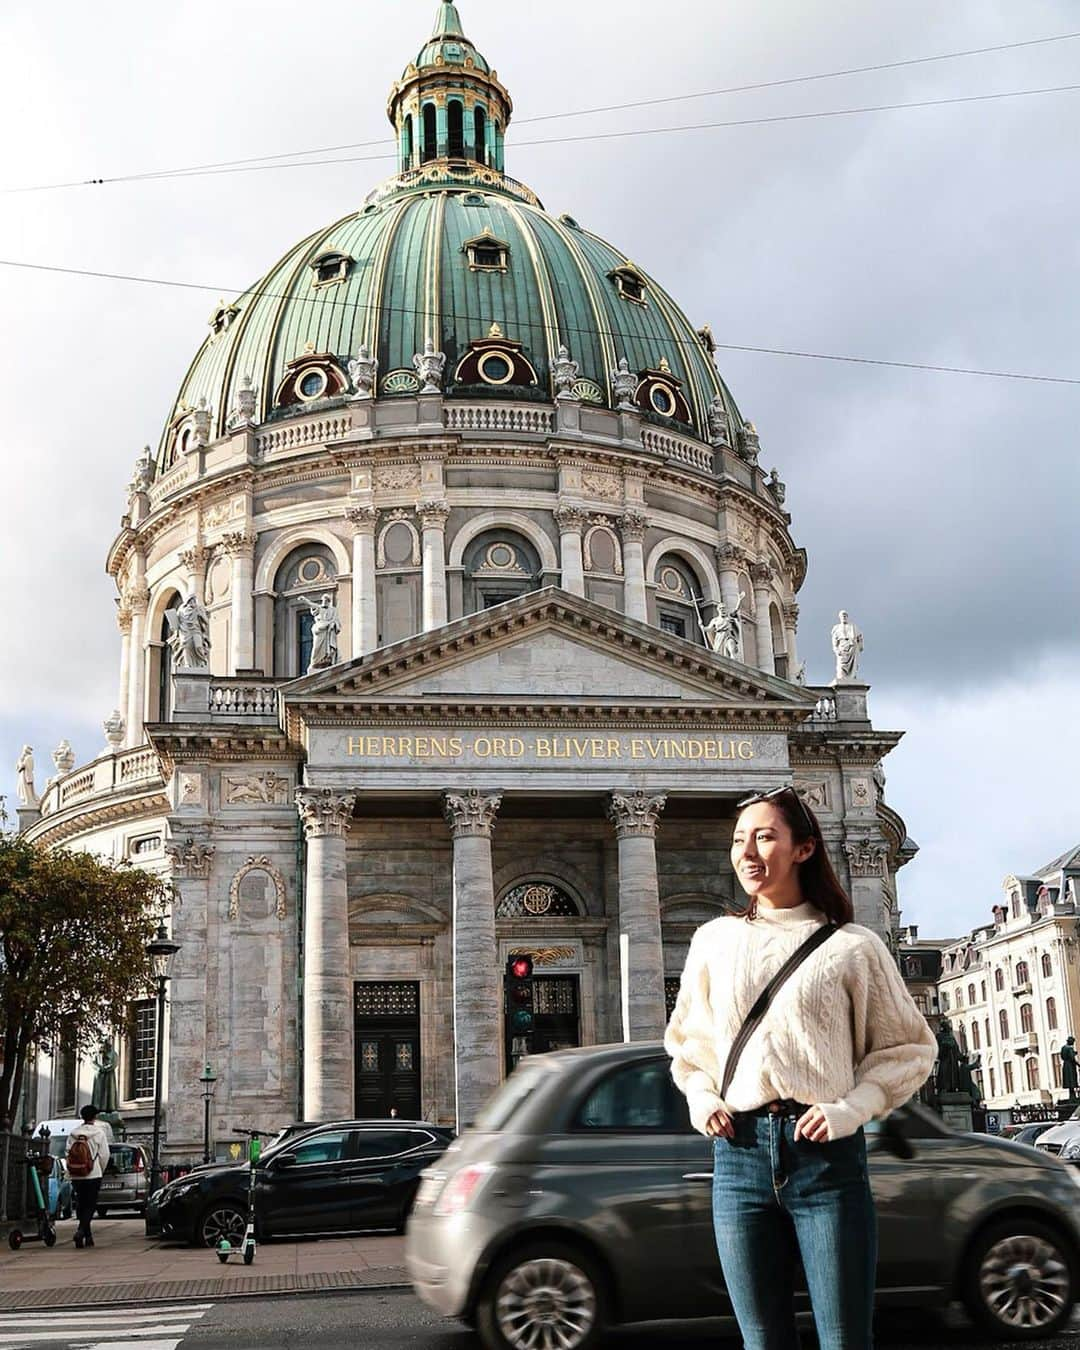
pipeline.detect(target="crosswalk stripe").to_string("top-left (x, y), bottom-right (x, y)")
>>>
top-left (76, 1343), bottom-right (183, 1350)
top-left (0, 1330), bottom-right (190, 1345)
top-left (0, 1316), bottom-right (197, 1329)
top-left (0, 1308), bottom-right (211, 1328)
top-left (0, 1304), bottom-right (211, 1349)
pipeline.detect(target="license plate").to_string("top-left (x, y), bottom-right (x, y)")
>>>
top-left (101, 1181), bottom-right (122, 1190)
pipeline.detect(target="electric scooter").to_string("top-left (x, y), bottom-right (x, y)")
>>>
top-left (7, 1152), bottom-right (57, 1250)
top-left (215, 1128), bottom-right (264, 1266)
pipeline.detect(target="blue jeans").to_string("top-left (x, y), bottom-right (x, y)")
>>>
top-left (712, 1111), bottom-right (877, 1349)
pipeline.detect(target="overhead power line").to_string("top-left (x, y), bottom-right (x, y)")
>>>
top-left (4, 82), bottom-right (1077, 195)
top-left (0, 257), bottom-right (1074, 387)
top-left (3, 29), bottom-right (1079, 194)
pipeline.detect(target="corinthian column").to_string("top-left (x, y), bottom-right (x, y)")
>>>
top-left (296, 788), bottom-right (357, 1121)
top-left (443, 789), bottom-right (503, 1128)
top-left (608, 790), bottom-right (667, 1040)
top-left (346, 506), bottom-right (378, 657)
top-left (220, 533), bottom-right (256, 673)
top-left (419, 500), bottom-right (450, 631)
top-left (750, 561), bottom-right (776, 676)
top-left (620, 510), bottom-right (648, 622)
top-left (125, 552), bottom-right (149, 746)
top-left (554, 502), bottom-right (588, 597)
top-left (116, 603), bottom-right (133, 738)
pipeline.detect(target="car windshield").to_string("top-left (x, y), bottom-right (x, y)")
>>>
top-left (472, 1060), bottom-right (552, 1132)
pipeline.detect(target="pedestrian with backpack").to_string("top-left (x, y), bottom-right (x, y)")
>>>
top-left (66, 1104), bottom-right (111, 1249)
top-left (664, 786), bottom-right (937, 1349)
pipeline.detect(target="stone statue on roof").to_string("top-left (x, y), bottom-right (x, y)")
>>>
top-left (349, 346), bottom-right (379, 400)
top-left (165, 595), bottom-right (211, 670)
top-left (413, 339), bottom-right (446, 394)
top-left (831, 610), bottom-right (864, 683)
top-left (552, 345), bottom-right (579, 400)
top-left (611, 358), bottom-right (637, 410)
top-left (15, 746), bottom-right (38, 807)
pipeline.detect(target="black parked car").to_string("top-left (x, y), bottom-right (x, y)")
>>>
top-left (147, 1119), bottom-right (452, 1247)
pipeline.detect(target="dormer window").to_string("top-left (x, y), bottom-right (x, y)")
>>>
top-left (464, 232), bottom-right (509, 272)
top-left (610, 266), bottom-right (647, 306)
top-left (209, 302), bottom-right (239, 336)
top-left (310, 251), bottom-right (352, 288)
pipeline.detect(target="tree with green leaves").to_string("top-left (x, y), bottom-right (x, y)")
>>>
top-left (0, 831), bottom-right (169, 1126)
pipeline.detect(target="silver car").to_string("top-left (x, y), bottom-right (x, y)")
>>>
top-left (407, 1042), bottom-right (1080, 1349)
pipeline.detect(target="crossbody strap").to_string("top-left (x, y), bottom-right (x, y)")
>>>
top-left (720, 922), bottom-right (842, 1101)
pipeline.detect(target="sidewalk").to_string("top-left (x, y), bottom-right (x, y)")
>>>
top-left (0, 1217), bottom-right (408, 1310)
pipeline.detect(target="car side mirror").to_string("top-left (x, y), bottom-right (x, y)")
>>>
top-left (273, 1152), bottom-right (297, 1168)
top-left (880, 1116), bottom-right (916, 1161)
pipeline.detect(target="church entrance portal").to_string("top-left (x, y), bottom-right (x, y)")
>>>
top-left (505, 974), bottom-right (581, 1074)
top-left (354, 982), bottom-right (421, 1121)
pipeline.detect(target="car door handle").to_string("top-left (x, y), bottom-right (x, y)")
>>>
top-left (682, 1172), bottom-right (714, 1181)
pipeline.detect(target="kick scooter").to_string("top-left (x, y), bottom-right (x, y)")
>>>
top-left (7, 1152), bottom-right (56, 1250)
top-left (215, 1128), bottom-right (264, 1266)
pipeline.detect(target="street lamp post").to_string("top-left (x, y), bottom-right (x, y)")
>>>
top-left (199, 1062), bottom-right (218, 1164)
top-left (146, 921), bottom-right (181, 1198)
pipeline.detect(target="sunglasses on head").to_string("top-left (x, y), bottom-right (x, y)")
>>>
top-left (735, 785), bottom-right (815, 834)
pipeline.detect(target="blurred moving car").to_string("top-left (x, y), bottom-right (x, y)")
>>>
top-left (147, 1119), bottom-right (452, 1246)
top-left (1036, 1110), bottom-right (1080, 1163)
top-left (1010, 1122), bottom-right (1057, 1149)
top-left (97, 1142), bottom-right (152, 1216)
top-left (407, 1043), bottom-right (1080, 1349)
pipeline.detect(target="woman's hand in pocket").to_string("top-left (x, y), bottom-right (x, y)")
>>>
top-left (706, 1108), bottom-right (735, 1139)
top-left (794, 1105), bottom-right (830, 1143)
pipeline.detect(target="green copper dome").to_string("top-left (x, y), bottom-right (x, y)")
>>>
top-left (412, 2), bottom-right (491, 75)
top-left (160, 4), bottom-right (741, 463)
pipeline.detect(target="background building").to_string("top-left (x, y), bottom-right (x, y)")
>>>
top-left (16, 4), bottom-right (915, 1154)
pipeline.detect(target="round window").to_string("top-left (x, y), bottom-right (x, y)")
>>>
top-left (478, 351), bottom-right (514, 385)
top-left (649, 382), bottom-right (676, 417)
top-left (298, 369), bottom-right (328, 401)
top-left (486, 543), bottom-right (516, 569)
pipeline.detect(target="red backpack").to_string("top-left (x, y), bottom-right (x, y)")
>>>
top-left (67, 1133), bottom-right (95, 1179)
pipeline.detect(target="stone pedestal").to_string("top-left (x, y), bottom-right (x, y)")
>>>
top-left (444, 790), bottom-right (503, 1128)
top-left (831, 682), bottom-right (870, 722)
top-left (608, 791), bottom-right (667, 1041)
top-left (937, 1091), bottom-right (974, 1133)
top-left (172, 670), bottom-right (212, 719)
top-left (297, 789), bottom-right (357, 1121)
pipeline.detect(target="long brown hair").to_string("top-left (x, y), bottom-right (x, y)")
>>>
top-left (736, 789), bottom-right (854, 926)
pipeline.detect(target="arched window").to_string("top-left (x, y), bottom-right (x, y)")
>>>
top-left (981, 980), bottom-right (986, 1001)
top-left (402, 114), bottom-right (414, 169)
top-left (1016, 960), bottom-right (1030, 985)
top-left (957, 1023), bottom-right (968, 1054)
top-left (496, 883), bottom-right (580, 919)
top-left (990, 1066), bottom-right (997, 1097)
top-left (995, 968), bottom-right (1004, 992)
top-left (1053, 1048), bottom-right (1063, 1089)
top-left (474, 106), bottom-right (487, 164)
top-left (272, 544), bottom-right (339, 678)
top-left (654, 554), bottom-right (706, 646)
top-left (769, 603), bottom-right (787, 679)
top-left (999, 1009), bottom-right (1009, 1039)
top-left (955, 988), bottom-right (963, 1009)
top-left (156, 590), bottom-right (182, 721)
top-left (1011, 894), bottom-right (1021, 919)
top-left (985, 1019), bottom-right (990, 1048)
top-left (1047, 997), bottom-right (1058, 1030)
top-left (1042, 953), bottom-right (1053, 979)
top-left (1020, 1003), bottom-right (1034, 1033)
top-left (972, 1021), bottom-right (980, 1050)
top-left (463, 531), bottom-right (542, 615)
top-left (1026, 1057), bottom-right (1040, 1090)
top-left (968, 982), bottom-right (976, 1005)
top-left (422, 104), bottom-right (437, 163)
top-left (448, 101), bottom-right (465, 158)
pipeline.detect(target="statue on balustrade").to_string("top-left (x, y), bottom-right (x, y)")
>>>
top-left (165, 595), bottom-right (211, 670)
top-left (306, 594), bottom-right (341, 671)
top-left (702, 592), bottom-right (748, 662)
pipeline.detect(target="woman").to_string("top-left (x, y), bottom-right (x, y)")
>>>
top-left (664, 786), bottom-right (936, 1349)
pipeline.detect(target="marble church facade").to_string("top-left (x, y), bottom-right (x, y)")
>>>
top-left (18, 4), bottom-right (915, 1153)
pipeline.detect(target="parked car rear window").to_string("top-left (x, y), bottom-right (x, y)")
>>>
top-left (290, 1131), bottom-right (348, 1164)
top-left (575, 1059), bottom-right (688, 1131)
top-left (107, 1146), bottom-right (141, 1172)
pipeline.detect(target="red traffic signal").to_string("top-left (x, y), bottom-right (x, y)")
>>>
top-left (509, 955), bottom-right (533, 980)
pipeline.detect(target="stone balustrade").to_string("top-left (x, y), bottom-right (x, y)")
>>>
top-left (443, 402), bottom-right (556, 436)
top-left (641, 425), bottom-right (715, 474)
top-left (38, 745), bottom-right (164, 817)
top-left (256, 414), bottom-right (352, 458)
top-left (209, 680), bottom-right (282, 719)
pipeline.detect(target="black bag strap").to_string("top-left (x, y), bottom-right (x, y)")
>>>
top-left (720, 923), bottom-right (842, 1101)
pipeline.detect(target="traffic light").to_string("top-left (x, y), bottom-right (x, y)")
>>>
top-left (506, 954), bottom-right (535, 1036)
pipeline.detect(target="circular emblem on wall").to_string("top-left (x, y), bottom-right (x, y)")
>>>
top-left (485, 542), bottom-right (518, 571)
top-left (572, 378), bottom-right (604, 405)
top-left (659, 565), bottom-right (685, 595)
top-left (522, 885), bottom-right (555, 915)
top-left (381, 369), bottom-right (422, 395)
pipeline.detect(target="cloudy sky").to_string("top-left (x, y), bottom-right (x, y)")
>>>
top-left (1, 0), bottom-right (1076, 939)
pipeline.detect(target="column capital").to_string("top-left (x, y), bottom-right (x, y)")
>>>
top-left (165, 836), bottom-right (215, 879)
top-left (619, 509), bottom-right (648, 543)
top-left (715, 542), bottom-right (745, 570)
top-left (178, 544), bottom-right (211, 573)
top-left (217, 530), bottom-right (256, 558)
top-left (554, 501), bottom-right (589, 534)
top-left (122, 582), bottom-right (149, 615)
top-left (443, 789), bottom-right (502, 839)
top-left (418, 499), bottom-right (450, 529)
top-left (844, 835), bottom-right (889, 878)
top-left (749, 560), bottom-right (774, 587)
top-left (608, 790), bottom-right (667, 838)
top-left (296, 787), bottom-right (357, 839)
top-left (783, 601), bottom-right (800, 625)
top-left (345, 504), bottom-right (378, 533)
top-left (116, 602), bottom-right (134, 635)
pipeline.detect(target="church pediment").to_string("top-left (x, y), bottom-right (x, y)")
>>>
top-left (283, 588), bottom-right (816, 722)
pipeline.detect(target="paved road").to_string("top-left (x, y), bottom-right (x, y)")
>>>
top-left (6, 1291), bottom-right (1080, 1350)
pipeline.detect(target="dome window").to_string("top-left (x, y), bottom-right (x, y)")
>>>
top-left (464, 232), bottom-right (509, 272)
top-left (631, 360), bottom-right (693, 426)
top-left (209, 302), bottom-right (239, 336)
top-left (609, 266), bottom-right (647, 306)
top-left (310, 251), bottom-right (352, 289)
top-left (454, 323), bottom-right (538, 390)
top-left (274, 350), bottom-right (348, 408)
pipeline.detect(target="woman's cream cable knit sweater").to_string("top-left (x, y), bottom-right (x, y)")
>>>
top-left (664, 902), bottom-right (937, 1141)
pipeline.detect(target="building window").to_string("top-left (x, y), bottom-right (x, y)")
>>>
top-left (57, 1037), bottom-right (77, 1113)
top-left (496, 883), bottom-right (580, 919)
top-left (1004, 1061), bottom-right (1014, 1094)
top-left (985, 1019), bottom-right (990, 1048)
top-left (958, 1024), bottom-right (968, 1054)
top-left (967, 983), bottom-right (976, 1005)
top-left (941, 992), bottom-right (950, 1011)
top-left (1026, 1058), bottom-right (1040, 1091)
top-left (1016, 960), bottom-right (1030, 986)
top-left (157, 596), bottom-right (180, 721)
top-left (474, 106), bottom-right (487, 164)
top-left (463, 532), bottom-right (541, 616)
top-left (1012, 894), bottom-right (1021, 919)
top-left (422, 103), bottom-right (437, 162)
top-left (1042, 953), bottom-right (1053, 978)
top-left (1047, 997), bottom-right (1058, 1030)
top-left (609, 266), bottom-right (647, 306)
top-left (981, 980), bottom-right (986, 1001)
top-left (654, 555), bottom-right (707, 648)
top-left (127, 1000), bottom-right (156, 1101)
top-left (464, 235), bottom-right (510, 271)
top-left (999, 1009), bottom-right (1009, 1039)
top-left (1053, 1051), bottom-right (1062, 1089)
top-left (995, 968), bottom-right (1004, 992)
top-left (660, 614), bottom-right (686, 639)
top-left (272, 544), bottom-right (339, 678)
top-left (310, 252), bottom-right (352, 288)
top-left (972, 1022), bottom-right (980, 1050)
top-left (956, 989), bottom-right (964, 1009)
top-left (402, 114), bottom-right (414, 169)
top-left (448, 101), bottom-right (465, 158)
top-left (990, 1066), bottom-right (997, 1096)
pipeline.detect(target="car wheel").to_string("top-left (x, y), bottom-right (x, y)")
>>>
top-left (197, 1202), bottom-right (246, 1249)
top-left (477, 1242), bottom-right (606, 1350)
top-left (962, 1217), bottom-right (1075, 1340)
